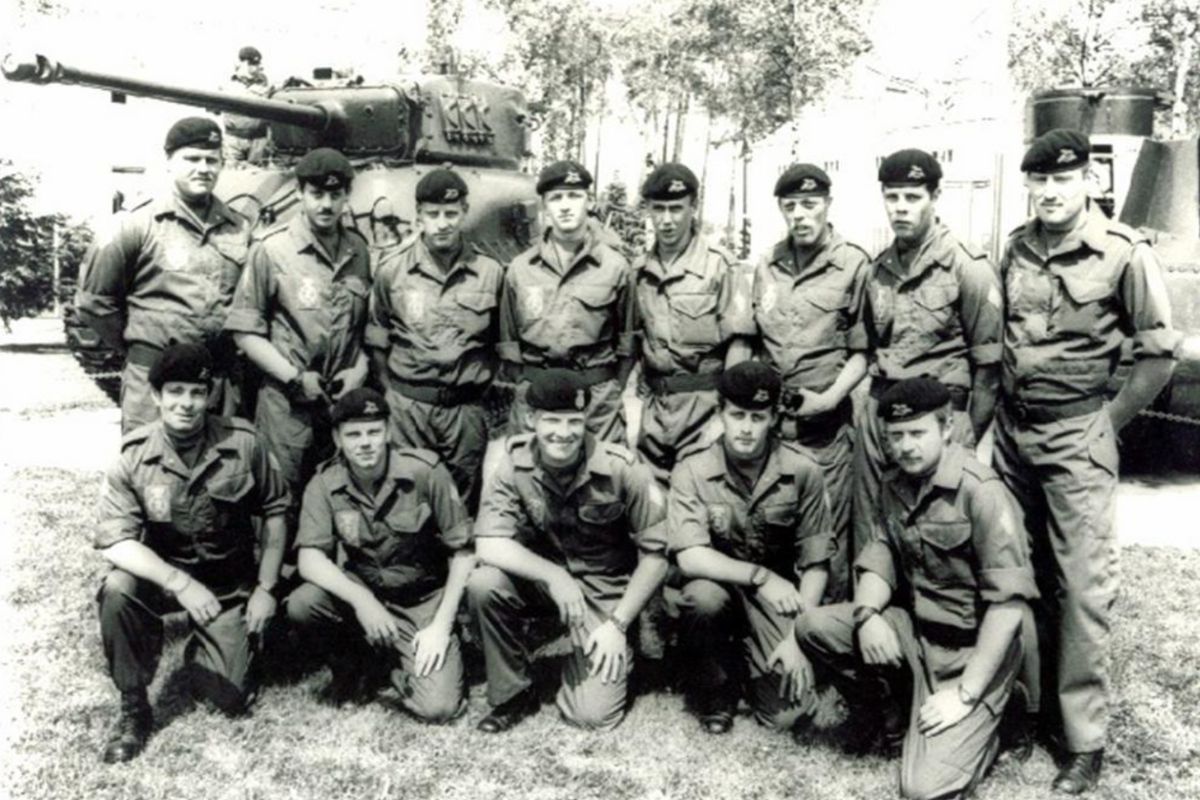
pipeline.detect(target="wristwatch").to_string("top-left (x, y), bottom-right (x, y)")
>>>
top-left (957, 683), bottom-right (980, 707)
top-left (749, 566), bottom-right (769, 589)
top-left (852, 605), bottom-right (880, 631)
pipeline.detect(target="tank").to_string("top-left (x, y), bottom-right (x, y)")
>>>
top-left (3, 51), bottom-right (542, 402)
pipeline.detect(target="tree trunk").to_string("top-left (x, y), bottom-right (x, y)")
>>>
top-left (698, 114), bottom-right (713, 217)
top-left (661, 96), bottom-right (671, 163)
top-left (672, 94), bottom-right (689, 162)
top-left (1172, 31), bottom-right (1195, 138)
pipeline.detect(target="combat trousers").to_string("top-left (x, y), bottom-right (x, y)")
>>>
top-left (254, 383), bottom-right (334, 529)
top-left (384, 386), bottom-right (488, 513)
top-left (852, 391), bottom-right (974, 561)
top-left (120, 360), bottom-right (238, 435)
top-left (466, 565), bottom-right (632, 731)
top-left (285, 580), bottom-right (465, 722)
top-left (97, 569), bottom-right (255, 713)
top-left (676, 578), bottom-right (807, 730)
top-left (992, 406), bottom-right (1117, 753)
top-left (509, 377), bottom-right (625, 444)
top-left (797, 603), bottom-right (1021, 800)
top-left (781, 400), bottom-right (855, 602)
top-left (222, 133), bottom-right (267, 163)
top-left (636, 388), bottom-right (720, 487)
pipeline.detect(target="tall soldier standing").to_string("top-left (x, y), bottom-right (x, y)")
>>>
top-left (630, 162), bottom-right (754, 486)
top-left (78, 117), bottom-right (251, 433)
top-left (993, 129), bottom-right (1178, 794)
top-left (499, 161), bottom-right (636, 442)
top-left (224, 148), bottom-right (372, 531)
top-left (222, 46), bottom-right (271, 164)
top-left (754, 164), bottom-right (870, 600)
top-left (365, 168), bottom-right (503, 510)
top-left (852, 149), bottom-right (1002, 564)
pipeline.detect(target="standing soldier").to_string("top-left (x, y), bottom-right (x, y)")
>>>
top-left (797, 378), bottom-right (1036, 800)
top-left (224, 147), bottom-right (372, 532)
top-left (853, 149), bottom-right (1002, 565)
top-left (669, 361), bottom-right (833, 735)
top-left (631, 162), bottom-right (754, 485)
top-left (222, 46), bottom-right (271, 164)
top-left (499, 161), bottom-right (636, 442)
top-left (77, 117), bottom-right (250, 434)
top-left (365, 168), bottom-right (502, 511)
top-left (993, 129), bottom-right (1178, 794)
top-left (467, 369), bottom-right (668, 732)
top-left (754, 164), bottom-right (870, 600)
top-left (94, 344), bottom-right (289, 762)
top-left (286, 388), bottom-right (474, 720)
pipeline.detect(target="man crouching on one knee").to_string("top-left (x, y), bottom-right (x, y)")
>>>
top-left (468, 368), bottom-right (669, 733)
top-left (286, 388), bottom-right (474, 721)
top-left (669, 360), bottom-right (834, 735)
top-left (94, 343), bottom-right (290, 763)
top-left (795, 378), bottom-right (1036, 800)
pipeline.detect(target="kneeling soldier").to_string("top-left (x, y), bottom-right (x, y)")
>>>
top-left (796, 378), bottom-right (1036, 800)
top-left (468, 369), bottom-right (668, 732)
top-left (94, 343), bottom-right (289, 762)
top-left (670, 361), bottom-right (833, 734)
top-left (286, 388), bottom-right (474, 721)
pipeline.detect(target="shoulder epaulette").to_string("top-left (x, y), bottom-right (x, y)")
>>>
top-left (676, 437), bottom-right (718, 464)
top-left (1105, 222), bottom-right (1149, 246)
top-left (835, 240), bottom-right (871, 262)
top-left (119, 427), bottom-right (152, 451)
top-left (223, 416), bottom-right (257, 434)
top-left (961, 457), bottom-right (999, 484)
top-left (957, 240), bottom-right (987, 261)
top-left (779, 439), bottom-right (821, 470)
top-left (599, 441), bottom-right (637, 465)
top-left (394, 447), bottom-right (440, 468)
top-left (127, 196), bottom-right (153, 213)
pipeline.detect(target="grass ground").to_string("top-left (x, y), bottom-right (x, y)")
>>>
top-left (2, 319), bottom-right (1199, 799)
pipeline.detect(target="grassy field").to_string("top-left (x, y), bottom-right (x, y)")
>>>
top-left (2, 459), bottom-right (1200, 800)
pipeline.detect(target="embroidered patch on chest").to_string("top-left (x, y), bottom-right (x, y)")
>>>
top-left (145, 485), bottom-right (173, 522)
top-left (708, 503), bottom-right (731, 535)
top-left (335, 510), bottom-right (362, 546)
top-left (297, 277), bottom-right (321, 308)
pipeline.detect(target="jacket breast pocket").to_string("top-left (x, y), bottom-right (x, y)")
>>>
top-left (916, 520), bottom-right (972, 585)
top-left (668, 292), bottom-right (721, 347)
top-left (452, 291), bottom-right (498, 338)
top-left (202, 470), bottom-right (256, 545)
top-left (1055, 275), bottom-right (1112, 334)
top-left (563, 284), bottom-right (616, 343)
top-left (913, 282), bottom-right (959, 338)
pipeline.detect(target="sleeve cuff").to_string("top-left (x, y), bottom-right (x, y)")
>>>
top-left (473, 518), bottom-right (516, 538)
top-left (796, 530), bottom-right (836, 569)
top-left (846, 328), bottom-right (869, 352)
top-left (616, 332), bottom-right (637, 358)
top-left (635, 520), bottom-right (668, 554)
top-left (76, 291), bottom-right (122, 317)
top-left (854, 542), bottom-right (897, 589)
top-left (293, 530), bottom-right (335, 551)
top-left (222, 308), bottom-right (269, 336)
top-left (364, 323), bottom-right (390, 350)
top-left (1132, 328), bottom-right (1182, 360)
top-left (441, 519), bottom-right (473, 550)
top-left (667, 524), bottom-right (711, 554)
top-left (979, 567), bottom-right (1040, 603)
top-left (94, 523), bottom-right (139, 550)
top-left (969, 342), bottom-right (1002, 365)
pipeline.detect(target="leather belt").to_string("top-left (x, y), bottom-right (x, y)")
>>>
top-left (391, 380), bottom-right (485, 406)
top-left (1003, 394), bottom-right (1103, 424)
top-left (645, 370), bottom-right (720, 396)
top-left (520, 363), bottom-right (618, 387)
top-left (919, 620), bottom-right (978, 649)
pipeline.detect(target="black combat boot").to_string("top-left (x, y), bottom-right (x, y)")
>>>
top-left (1052, 750), bottom-right (1103, 794)
top-left (101, 689), bottom-right (152, 764)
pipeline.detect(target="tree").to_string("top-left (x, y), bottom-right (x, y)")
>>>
top-left (0, 164), bottom-right (92, 331)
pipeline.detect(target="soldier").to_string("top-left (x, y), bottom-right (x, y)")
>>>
top-left (796, 378), bottom-right (1036, 800)
top-left (222, 46), bottom-right (271, 163)
top-left (630, 162), bottom-right (754, 486)
top-left (467, 369), bottom-right (668, 732)
top-left (754, 163), bottom-right (870, 601)
top-left (225, 147), bottom-right (372, 534)
top-left (93, 344), bottom-right (289, 763)
top-left (852, 149), bottom-right (1002, 568)
top-left (365, 168), bottom-right (503, 511)
top-left (499, 161), bottom-right (636, 442)
top-left (992, 129), bottom-right (1179, 794)
top-left (285, 388), bottom-right (474, 720)
top-left (77, 117), bottom-right (251, 434)
top-left (669, 361), bottom-right (833, 735)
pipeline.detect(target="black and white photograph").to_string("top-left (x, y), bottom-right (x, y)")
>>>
top-left (2, 0), bottom-right (1198, 797)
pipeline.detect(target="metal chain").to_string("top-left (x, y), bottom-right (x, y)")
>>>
top-left (1136, 408), bottom-right (1200, 428)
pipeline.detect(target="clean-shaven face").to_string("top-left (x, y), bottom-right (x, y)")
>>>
top-left (882, 184), bottom-right (938, 245)
top-left (169, 147), bottom-right (222, 202)
top-left (648, 196), bottom-right (696, 250)
top-left (335, 419), bottom-right (388, 471)
top-left (542, 189), bottom-right (589, 236)
top-left (154, 381), bottom-right (209, 435)
top-left (720, 403), bottom-right (774, 461)
top-left (533, 410), bottom-right (587, 467)
top-left (778, 194), bottom-right (831, 248)
top-left (419, 201), bottom-right (468, 253)
top-left (1026, 167), bottom-right (1089, 231)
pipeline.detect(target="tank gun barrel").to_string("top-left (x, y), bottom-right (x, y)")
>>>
top-left (2, 52), bottom-right (330, 132)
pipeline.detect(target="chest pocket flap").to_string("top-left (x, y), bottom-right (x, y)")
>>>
top-left (805, 286), bottom-right (849, 312)
top-left (206, 470), bottom-right (255, 503)
top-left (1058, 274), bottom-right (1111, 305)
top-left (759, 503), bottom-right (797, 527)
top-left (917, 520), bottom-right (972, 551)
top-left (385, 503), bottom-right (432, 534)
top-left (455, 291), bottom-right (498, 313)
top-left (571, 284), bottom-right (617, 309)
top-left (578, 501), bottom-right (624, 525)
top-left (914, 282), bottom-right (958, 312)
top-left (670, 292), bottom-right (719, 319)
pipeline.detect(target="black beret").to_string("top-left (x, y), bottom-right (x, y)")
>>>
top-left (878, 149), bottom-right (942, 187)
top-left (330, 387), bottom-right (388, 427)
top-left (1021, 128), bottom-right (1090, 174)
top-left (536, 160), bottom-right (592, 195)
top-left (238, 46), bottom-right (262, 64)
top-left (295, 147), bottom-right (354, 190)
top-left (415, 168), bottom-right (468, 204)
top-left (527, 369), bottom-right (591, 413)
top-left (149, 343), bottom-right (214, 390)
top-left (642, 162), bottom-right (699, 200)
top-left (164, 117), bottom-right (222, 155)
top-left (718, 361), bottom-right (781, 411)
top-left (877, 378), bottom-right (951, 423)
top-left (774, 163), bottom-right (831, 197)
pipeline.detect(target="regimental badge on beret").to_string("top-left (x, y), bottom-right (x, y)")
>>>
top-left (536, 160), bottom-right (593, 195)
top-left (296, 147), bottom-right (354, 189)
top-left (574, 389), bottom-right (587, 410)
top-left (774, 163), bottom-right (831, 197)
top-left (330, 387), bottom-right (389, 426)
top-left (668, 179), bottom-right (686, 193)
top-left (416, 168), bottom-right (469, 204)
top-left (565, 170), bottom-right (582, 185)
top-left (164, 116), bottom-right (223, 155)
top-left (444, 188), bottom-right (459, 200)
top-left (877, 377), bottom-right (951, 422)
top-left (527, 368), bottom-right (591, 413)
top-left (149, 342), bottom-right (215, 390)
top-left (1057, 148), bottom-right (1077, 165)
top-left (891, 403), bottom-right (912, 418)
top-left (362, 400), bottom-right (380, 415)
top-left (753, 388), bottom-right (770, 403)
top-left (1020, 128), bottom-right (1091, 174)
top-left (800, 177), bottom-right (817, 191)
top-left (907, 165), bottom-right (925, 180)
top-left (718, 361), bottom-right (782, 410)
top-left (208, 131), bottom-right (221, 145)
top-left (642, 163), bottom-right (699, 200)
top-left (878, 149), bottom-right (942, 187)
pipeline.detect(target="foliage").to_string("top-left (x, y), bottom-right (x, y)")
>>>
top-left (0, 164), bottom-right (92, 328)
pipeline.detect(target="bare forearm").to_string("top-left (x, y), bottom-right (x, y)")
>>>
top-left (101, 539), bottom-right (182, 589)
top-left (824, 353), bottom-right (867, 404)
top-left (852, 570), bottom-right (893, 610)
top-left (969, 364), bottom-right (999, 439)
top-left (476, 537), bottom-right (569, 587)
top-left (296, 547), bottom-right (376, 609)
top-left (676, 545), bottom-right (758, 586)
top-left (1109, 357), bottom-right (1174, 432)
top-left (797, 564), bottom-right (829, 610)
top-left (959, 601), bottom-right (1024, 699)
top-left (611, 553), bottom-right (668, 623)
top-left (234, 333), bottom-right (298, 383)
top-left (256, 514), bottom-right (287, 589)
top-left (432, 549), bottom-right (477, 628)
top-left (724, 337), bottom-right (752, 369)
